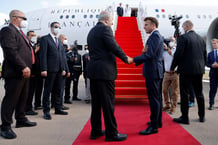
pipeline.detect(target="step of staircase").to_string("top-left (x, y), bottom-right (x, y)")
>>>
top-left (117, 68), bottom-right (142, 73)
top-left (115, 80), bottom-right (145, 87)
top-left (117, 74), bottom-right (144, 80)
top-left (115, 87), bottom-right (147, 95)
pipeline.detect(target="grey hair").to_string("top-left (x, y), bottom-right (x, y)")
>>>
top-left (98, 11), bottom-right (111, 21)
top-left (183, 20), bottom-right (194, 28)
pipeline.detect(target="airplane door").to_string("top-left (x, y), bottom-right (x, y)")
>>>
top-left (27, 10), bottom-right (45, 30)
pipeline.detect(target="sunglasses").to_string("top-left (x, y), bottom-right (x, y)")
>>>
top-left (54, 25), bottom-right (61, 29)
top-left (13, 16), bottom-right (27, 20)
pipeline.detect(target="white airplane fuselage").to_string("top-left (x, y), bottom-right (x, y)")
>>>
top-left (1, 3), bottom-right (218, 57)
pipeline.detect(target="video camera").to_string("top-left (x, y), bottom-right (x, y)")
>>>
top-left (169, 15), bottom-right (182, 28)
top-left (169, 15), bottom-right (182, 38)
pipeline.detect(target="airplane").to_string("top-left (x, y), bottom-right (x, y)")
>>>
top-left (1, 2), bottom-right (218, 56)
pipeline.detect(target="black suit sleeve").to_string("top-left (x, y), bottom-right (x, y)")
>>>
top-left (39, 36), bottom-right (48, 71)
top-left (171, 35), bottom-right (185, 71)
top-left (103, 26), bottom-right (128, 63)
top-left (0, 27), bottom-right (27, 71)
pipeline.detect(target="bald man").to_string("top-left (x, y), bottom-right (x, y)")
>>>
top-left (171, 20), bottom-right (206, 124)
top-left (0, 9), bottom-right (37, 139)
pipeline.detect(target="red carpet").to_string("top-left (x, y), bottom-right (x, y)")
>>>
top-left (115, 17), bottom-right (147, 99)
top-left (72, 101), bottom-right (201, 145)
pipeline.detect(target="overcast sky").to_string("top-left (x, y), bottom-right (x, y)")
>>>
top-left (1, 0), bottom-right (218, 15)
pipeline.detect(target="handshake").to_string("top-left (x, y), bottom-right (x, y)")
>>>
top-left (127, 56), bottom-right (134, 64)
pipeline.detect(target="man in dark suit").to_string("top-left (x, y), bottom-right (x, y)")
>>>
top-left (132, 17), bottom-right (164, 135)
top-left (117, 3), bottom-right (123, 17)
top-left (206, 38), bottom-right (218, 110)
top-left (25, 30), bottom-right (39, 115)
top-left (0, 10), bottom-right (37, 139)
top-left (40, 22), bottom-right (68, 120)
top-left (87, 11), bottom-right (132, 142)
top-left (171, 20), bottom-right (206, 124)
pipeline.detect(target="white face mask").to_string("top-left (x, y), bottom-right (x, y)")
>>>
top-left (53, 28), bottom-right (59, 35)
top-left (85, 50), bottom-right (89, 53)
top-left (63, 39), bottom-right (68, 45)
top-left (20, 20), bottom-right (28, 28)
top-left (31, 36), bottom-right (37, 43)
top-left (169, 42), bottom-right (175, 48)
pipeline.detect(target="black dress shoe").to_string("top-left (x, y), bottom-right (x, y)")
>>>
top-left (139, 126), bottom-right (158, 135)
top-left (1, 128), bottom-right (17, 139)
top-left (43, 112), bottom-right (52, 120)
top-left (208, 105), bottom-right (214, 110)
top-left (25, 110), bottom-right (38, 115)
top-left (147, 121), bottom-right (162, 128)
top-left (55, 110), bottom-right (68, 115)
top-left (90, 130), bottom-right (105, 139)
top-left (105, 133), bottom-right (127, 141)
top-left (199, 117), bottom-right (205, 122)
top-left (16, 120), bottom-right (37, 128)
top-left (64, 100), bottom-right (72, 104)
top-left (72, 98), bottom-right (81, 101)
top-left (173, 117), bottom-right (189, 124)
top-left (35, 106), bottom-right (43, 110)
top-left (62, 106), bottom-right (69, 110)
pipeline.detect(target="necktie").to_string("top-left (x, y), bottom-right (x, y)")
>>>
top-left (55, 37), bottom-right (58, 48)
top-left (20, 29), bottom-right (35, 64)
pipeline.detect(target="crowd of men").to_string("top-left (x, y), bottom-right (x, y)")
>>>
top-left (0, 8), bottom-right (217, 143)
top-left (0, 9), bottom-right (90, 139)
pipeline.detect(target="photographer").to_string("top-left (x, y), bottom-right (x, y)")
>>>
top-left (64, 44), bottom-right (82, 103)
top-left (162, 37), bottom-right (179, 114)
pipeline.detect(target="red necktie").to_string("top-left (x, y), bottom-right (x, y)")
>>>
top-left (20, 29), bottom-right (35, 64)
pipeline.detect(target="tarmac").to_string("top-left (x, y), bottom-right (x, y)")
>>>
top-left (0, 76), bottom-right (217, 145)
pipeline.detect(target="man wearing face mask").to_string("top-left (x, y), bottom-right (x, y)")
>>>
top-left (25, 30), bottom-right (40, 115)
top-left (0, 9), bottom-right (37, 139)
top-left (51, 34), bottom-right (70, 110)
top-left (40, 22), bottom-right (68, 120)
top-left (162, 37), bottom-right (179, 114)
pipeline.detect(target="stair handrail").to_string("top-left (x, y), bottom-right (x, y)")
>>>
top-left (137, 1), bottom-right (149, 48)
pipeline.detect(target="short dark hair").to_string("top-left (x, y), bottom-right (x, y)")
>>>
top-left (144, 17), bottom-right (159, 28)
top-left (50, 22), bottom-right (59, 28)
top-left (27, 30), bottom-right (34, 36)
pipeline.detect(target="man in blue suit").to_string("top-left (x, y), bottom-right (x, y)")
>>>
top-left (206, 38), bottom-right (218, 110)
top-left (40, 22), bottom-right (68, 120)
top-left (133, 17), bottom-right (164, 135)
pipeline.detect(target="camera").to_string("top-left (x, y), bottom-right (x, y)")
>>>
top-left (169, 15), bottom-right (182, 28)
top-left (169, 15), bottom-right (182, 38)
top-left (66, 51), bottom-right (76, 62)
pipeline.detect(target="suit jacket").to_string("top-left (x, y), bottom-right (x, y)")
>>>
top-left (171, 30), bottom-right (206, 74)
top-left (117, 6), bottom-right (124, 16)
top-left (87, 22), bottom-right (128, 80)
top-left (206, 50), bottom-right (218, 77)
top-left (0, 23), bottom-right (32, 78)
top-left (40, 34), bottom-right (68, 73)
top-left (134, 30), bottom-right (164, 79)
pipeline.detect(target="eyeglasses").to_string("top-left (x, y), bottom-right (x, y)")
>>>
top-left (12, 16), bottom-right (27, 20)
